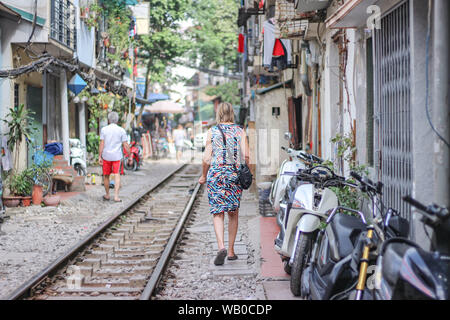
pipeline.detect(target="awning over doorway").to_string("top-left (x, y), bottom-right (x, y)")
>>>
top-left (136, 93), bottom-right (169, 105)
top-left (143, 100), bottom-right (185, 114)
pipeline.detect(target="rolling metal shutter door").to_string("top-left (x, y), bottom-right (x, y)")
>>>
top-left (373, 0), bottom-right (412, 222)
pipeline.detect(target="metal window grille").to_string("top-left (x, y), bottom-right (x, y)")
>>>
top-left (50, 0), bottom-right (77, 50)
top-left (373, 0), bottom-right (412, 222)
top-left (274, 0), bottom-right (309, 39)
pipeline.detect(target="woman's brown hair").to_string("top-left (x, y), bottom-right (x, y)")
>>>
top-left (216, 102), bottom-right (235, 124)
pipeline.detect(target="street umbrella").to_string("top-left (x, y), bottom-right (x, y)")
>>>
top-left (68, 74), bottom-right (87, 96)
top-left (144, 100), bottom-right (185, 114)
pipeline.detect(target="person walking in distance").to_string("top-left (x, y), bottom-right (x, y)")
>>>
top-left (198, 102), bottom-right (250, 265)
top-left (99, 112), bottom-right (131, 202)
top-left (173, 124), bottom-right (186, 163)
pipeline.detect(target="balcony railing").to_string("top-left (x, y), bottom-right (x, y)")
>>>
top-left (50, 0), bottom-right (77, 50)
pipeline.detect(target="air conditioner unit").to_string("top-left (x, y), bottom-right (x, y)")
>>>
top-left (295, 0), bottom-right (331, 13)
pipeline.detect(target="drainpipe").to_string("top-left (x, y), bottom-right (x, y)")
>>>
top-left (60, 69), bottom-right (70, 163)
top-left (432, 0), bottom-right (449, 207)
top-left (78, 101), bottom-right (86, 162)
top-left (42, 71), bottom-right (47, 145)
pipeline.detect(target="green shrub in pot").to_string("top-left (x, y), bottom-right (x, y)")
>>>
top-left (8, 169), bottom-right (34, 197)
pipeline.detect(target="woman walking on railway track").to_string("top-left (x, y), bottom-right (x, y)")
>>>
top-left (198, 102), bottom-right (250, 266)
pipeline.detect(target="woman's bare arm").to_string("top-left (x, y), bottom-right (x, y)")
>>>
top-left (240, 128), bottom-right (250, 167)
top-left (199, 129), bottom-right (212, 184)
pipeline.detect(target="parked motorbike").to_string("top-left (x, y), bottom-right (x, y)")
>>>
top-left (69, 138), bottom-right (87, 176)
top-left (156, 137), bottom-right (169, 159)
top-left (300, 171), bottom-right (410, 300)
top-left (288, 166), bottom-right (357, 295)
top-left (123, 141), bottom-right (142, 171)
top-left (269, 132), bottom-right (323, 214)
top-left (274, 165), bottom-right (343, 278)
top-left (373, 196), bottom-right (449, 300)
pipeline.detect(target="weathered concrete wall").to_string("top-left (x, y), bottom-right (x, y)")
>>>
top-left (254, 87), bottom-right (290, 185)
top-left (320, 30), bottom-right (341, 163)
top-left (348, 29), bottom-right (370, 168)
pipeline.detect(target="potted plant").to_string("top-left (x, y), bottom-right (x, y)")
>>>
top-left (2, 104), bottom-right (36, 206)
top-left (43, 194), bottom-right (60, 207)
top-left (2, 104), bottom-right (36, 173)
top-left (2, 195), bottom-right (20, 208)
top-left (30, 160), bottom-right (52, 205)
top-left (7, 169), bottom-right (34, 207)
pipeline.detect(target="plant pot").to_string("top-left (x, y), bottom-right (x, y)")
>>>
top-left (43, 194), bottom-right (60, 207)
top-left (2, 196), bottom-right (21, 208)
top-left (32, 185), bottom-right (43, 205)
top-left (21, 196), bottom-right (32, 207)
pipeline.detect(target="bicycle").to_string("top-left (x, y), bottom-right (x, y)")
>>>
top-left (29, 144), bottom-right (53, 197)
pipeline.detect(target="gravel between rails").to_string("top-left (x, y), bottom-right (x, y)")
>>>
top-left (0, 160), bottom-right (182, 299)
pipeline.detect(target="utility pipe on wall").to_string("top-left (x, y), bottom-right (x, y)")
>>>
top-left (432, 0), bottom-right (450, 207)
top-left (78, 101), bottom-right (86, 162)
top-left (60, 69), bottom-right (70, 162)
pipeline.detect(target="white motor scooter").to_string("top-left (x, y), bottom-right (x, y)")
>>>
top-left (69, 138), bottom-right (87, 176)
top-left (269, 132), bottom-right (307, 214)
top-left (274, 166), bottom-right (343, 274)
top-left (275, 165), bottom-right (356, 296)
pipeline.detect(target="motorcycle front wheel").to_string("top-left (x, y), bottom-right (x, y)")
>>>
top-left (290, 232), bottom-right (314, 296)
top-left (124, 158), bottom-right (137, 171)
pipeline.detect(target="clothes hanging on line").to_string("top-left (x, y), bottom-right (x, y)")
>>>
top-left (238, 33), bottom-right (245, 53)
top-left (1, 135), bottom-right (12, 172)
top-left (262, 20), bottom-right (292, 71)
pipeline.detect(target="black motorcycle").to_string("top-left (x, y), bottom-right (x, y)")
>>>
top-left (373, 196), bottom-right (450, 300)
top-left (300, 171), bottom-right (409, 300)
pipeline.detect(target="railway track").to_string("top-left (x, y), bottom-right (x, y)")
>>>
top-left (6, 164), bottom-right (202, 300)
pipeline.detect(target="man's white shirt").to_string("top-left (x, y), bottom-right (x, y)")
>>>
top-left (100, 123), bottom-right (128, 161)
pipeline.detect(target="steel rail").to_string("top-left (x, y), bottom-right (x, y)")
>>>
top-left (140, 182), bottom-right (201, 300)
top-left (6, 164), bottom-right (186, 300)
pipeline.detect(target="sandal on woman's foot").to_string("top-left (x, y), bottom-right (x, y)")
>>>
top-left (102, 195), bottom-right (110, 201)
top-left (227, 254), bottom-right (238, 261)
top-left (214, 249), bottom-right (227, 266)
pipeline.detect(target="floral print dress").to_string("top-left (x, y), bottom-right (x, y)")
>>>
top-left (207, 124), bottom-right (243, 215)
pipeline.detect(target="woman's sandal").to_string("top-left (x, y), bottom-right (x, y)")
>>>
top-left (227, 254), bottom-right (238, 261)
top-left (214, 248), bottom-right (227, 266)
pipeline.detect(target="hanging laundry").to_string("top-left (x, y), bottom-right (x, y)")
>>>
top-left (238, 33), bottom-right (245, 53)
top-left (1, 135), bottom-right (12, 172)
top-left (259, 0), bottom-right (264, 9)
top-left (262, 20), bottom-right (292, 72)
top-left (272, 39), bottom-right (285, 56)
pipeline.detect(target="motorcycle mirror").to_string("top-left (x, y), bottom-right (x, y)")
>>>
top-left (284, 132), bottom-right (292, 141)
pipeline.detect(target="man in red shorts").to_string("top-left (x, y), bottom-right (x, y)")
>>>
top-left (99, 112), bottom-right (131, 202)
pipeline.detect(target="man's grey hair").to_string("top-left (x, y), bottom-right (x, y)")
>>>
top-left (108, 111), bottom-right (119, 124)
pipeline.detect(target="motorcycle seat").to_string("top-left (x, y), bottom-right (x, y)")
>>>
top-left (328, 213), bottom-right (366, 261)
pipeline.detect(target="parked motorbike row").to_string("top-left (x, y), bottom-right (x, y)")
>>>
top-left (269, 133), bottom-right (449, 300)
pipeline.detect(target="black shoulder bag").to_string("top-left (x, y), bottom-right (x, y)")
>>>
top-left (217, 125), bottom-right (253, 190)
